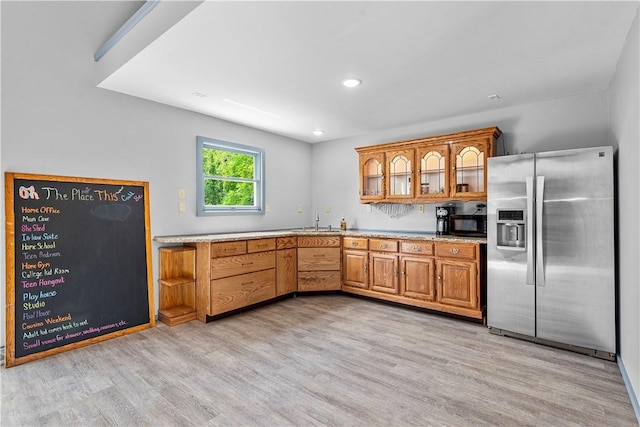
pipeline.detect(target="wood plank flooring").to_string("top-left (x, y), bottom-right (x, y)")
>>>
top-left (1, 295), bottom-right (637, 426)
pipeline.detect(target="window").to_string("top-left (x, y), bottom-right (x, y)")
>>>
top-left (196, 136), bottom-right (265, 216)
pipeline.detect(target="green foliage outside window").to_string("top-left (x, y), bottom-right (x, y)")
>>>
top-left (202, 147), bottom-right (255, 206)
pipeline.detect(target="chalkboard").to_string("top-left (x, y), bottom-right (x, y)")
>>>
top-left (4, 172), bottom-right (154, 367)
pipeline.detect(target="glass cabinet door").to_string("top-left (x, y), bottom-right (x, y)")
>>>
top-left (416, 145), bottom-right (449, 198)
top-left (452, 141), bottom-right (486, 196)
top-left (386, 149), bottom-right (414, 198)
top-left (359, 152), bottom-right (385, 200)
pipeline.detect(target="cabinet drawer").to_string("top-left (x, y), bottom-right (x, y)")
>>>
top-left (298, 247), bottom-right (341, 271)
top-left (343, 237), bottom-right (368, 250)
top-left (211, 241), bottom-right (246, 258)
top-left (210, 269), bottom-right (276, 315)
top-left (298, 236), bottom-right (340, 247)
top-left (435, 242), bottom-right (476, 260)
top-left (401, 241), bottom-right (434, 255)
top-left (211, 251), bottom-right (276, 279)
top-left (298, 271), bottom-right (341, 291)
top-left (248, 238), bottom-right (276, 253)
top-left (369, 238), bottom-right (399, 253)
top-left (277, 236), bottom-right (297, 250)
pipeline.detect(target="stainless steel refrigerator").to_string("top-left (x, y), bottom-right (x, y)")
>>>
top-left (486, 146), bottom-right (615, 360)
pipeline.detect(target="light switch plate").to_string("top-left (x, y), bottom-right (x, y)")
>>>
top-left (298, 204), bottom-right (303, 213)
top-left (266, 204), bottom-right (270, 213)
top-left (178, 189), bottom-right (186, 200)
top-left (325, 205), bottom-right (331, 213)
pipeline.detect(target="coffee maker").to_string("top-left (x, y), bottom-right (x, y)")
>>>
top-left (435, 205), bottom-right (456, 235)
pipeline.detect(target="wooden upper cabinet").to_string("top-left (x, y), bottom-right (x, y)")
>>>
top-left (386, 148), bottom-right (414, 200)
top-left (355, 126), bottom-right (500, 204)
top-left (450, 138), bottom-right (495, 201)
top-left (416, 144), bottom-right (450, 200)
top-left (359, 152), bottom-right (385, 201)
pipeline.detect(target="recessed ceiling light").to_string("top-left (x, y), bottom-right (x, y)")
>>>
top-left (488, 94), bottom-right (500, 100)
top-left (313, 129), bottom-right (325, 136)
top-left (341, 78), bottom-right (362, 88)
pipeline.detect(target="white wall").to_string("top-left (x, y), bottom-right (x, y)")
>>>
top-left (0, 2), bottom-right (313, 348)
top-left (609, 8), bottom-right (640, 413)
top-left (312, 91), bottom-right (610, 232)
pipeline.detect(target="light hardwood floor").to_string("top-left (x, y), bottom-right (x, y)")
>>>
top-left (1, 295), bottom-right (637, 426)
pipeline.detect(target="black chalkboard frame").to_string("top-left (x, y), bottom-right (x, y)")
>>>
top-left (4, 172), bottom-right (155, 367)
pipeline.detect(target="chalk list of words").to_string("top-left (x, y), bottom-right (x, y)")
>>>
top-left (15, 180), bottom-right (148, 358)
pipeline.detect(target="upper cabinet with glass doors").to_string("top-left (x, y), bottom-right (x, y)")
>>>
top-left (359, 152), bottom-right (385, 202)
top-left (355, 127), bottom-right (500, 204)
top-left (450, 139), bottom-right (492, 200)
top-left (386, 149), bottom-right (415, 200)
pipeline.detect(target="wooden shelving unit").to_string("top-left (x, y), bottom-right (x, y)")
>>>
top-left (158, 246), bottom-right (196, 326)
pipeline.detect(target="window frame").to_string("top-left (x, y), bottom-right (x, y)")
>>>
top-left (196, 136), bottom-right (265, 216)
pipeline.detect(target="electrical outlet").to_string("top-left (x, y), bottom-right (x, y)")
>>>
top-left (325, 205), bottom-right (331, 213)
top-left (418, 204), bottom-right (424, 213)
top-left (266, 204), bottom-right (270, 213)
top-left (178, 201), bottom-right (186, 213)
top-left (366, 204), bottom-right (372, 213)
top-left (297, 204), bottom-right (303, 213)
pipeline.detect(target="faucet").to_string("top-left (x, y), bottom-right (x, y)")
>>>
top-left (315, 208), bottom-right (320, 231)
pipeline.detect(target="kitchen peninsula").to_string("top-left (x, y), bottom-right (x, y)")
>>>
top-left (154, 229), bottom-right (486, 325)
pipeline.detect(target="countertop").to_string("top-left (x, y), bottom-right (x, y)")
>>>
top-left (154, 229), bottom-right (486, 245)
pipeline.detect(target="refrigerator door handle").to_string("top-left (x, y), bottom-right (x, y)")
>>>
top-left (536, 175), bottom-right (545, 287)
top-left (526, 176), bottom-right (535, 286)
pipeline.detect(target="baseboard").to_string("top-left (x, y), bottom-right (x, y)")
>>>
top-left (618, 355), bottom-right (640, 423)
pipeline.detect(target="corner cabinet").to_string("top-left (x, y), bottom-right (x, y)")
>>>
top-left (297, 236), bottom-right (341, 291)
top-left (355, 126), bottom-right (500, 203)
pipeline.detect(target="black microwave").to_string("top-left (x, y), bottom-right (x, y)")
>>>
top-left (449, 214), bottom-right (487, 237)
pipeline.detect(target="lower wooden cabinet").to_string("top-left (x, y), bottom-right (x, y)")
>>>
top-left (437, 259), bottom-right (478, 310)
top-left (343, 250), bottom-right (368, 289)
top-left (190, 239), bottom-right (277, 320)
top-left (298, 271), bottom-right (341, 291)
top-left (342, 237), bottom-right (368, 290)
top-left (297, 236), bottom-right (341, 291)
top-left (180, 233), bottom-right (484, 324)
top-left (276, 237), bottom-right (297, 296)
top-left (400, 256), bottom-right (436, 302)
top-left (341, 237), bottom-right (485, 321)
top-left (369, 252), bottom-right (399, 294)
top-left (210, 269), bottom-right (276, 315)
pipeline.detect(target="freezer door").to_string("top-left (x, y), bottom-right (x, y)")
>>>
top-left (535, 146), bottom-right (615, 353)
top-left (487, 154), bottom-right (535, 336)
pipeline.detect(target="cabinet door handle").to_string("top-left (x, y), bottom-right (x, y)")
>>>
top-left (352, 241), bottom-right (359, 246)
top-left (241, 281), bottom-right (254, 286)
top-left (450, 248), bottom-right (460, 254)
top-left (242, 262), bottom-right (254, 266)
top-left (412, 245), bottom-right (421, 252)
top-left (438, 274), bottom-right (442, 282)
top-left (380, 243), bottom-right (387, 249)
top-left (313, 254), bottom-right (325, 257)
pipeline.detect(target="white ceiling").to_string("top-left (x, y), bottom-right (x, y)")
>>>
top-left (97, 1), bottom-right (639, 143)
